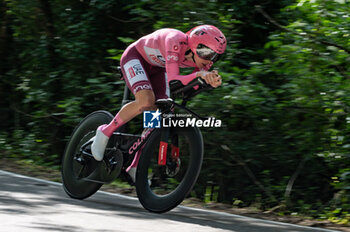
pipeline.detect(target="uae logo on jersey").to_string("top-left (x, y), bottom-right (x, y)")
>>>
top-left (128, 63), bottom-right (145, 78)
top-left (128, 67), bottom-right (136, 78)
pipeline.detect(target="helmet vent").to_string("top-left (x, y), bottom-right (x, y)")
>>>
top-left (216, 36), bottom-right (226, 45)
top-left (194, 30), bottom-right (207, 36)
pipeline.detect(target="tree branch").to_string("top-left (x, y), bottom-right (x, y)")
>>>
top-left (255, 5), bottom-right (350, 55)
top-left (221, 145), bottom-right (277, 203)
top-left (284, 156), bottom-right (309, 204)
top-left (10, 104), bottom-right (68, 124)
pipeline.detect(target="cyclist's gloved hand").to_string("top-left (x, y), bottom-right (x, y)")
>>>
top-left (197, 70), bottom-right (222, 88)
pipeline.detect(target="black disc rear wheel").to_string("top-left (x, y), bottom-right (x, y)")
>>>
top-left (61, 110), bottom-right (113, 199)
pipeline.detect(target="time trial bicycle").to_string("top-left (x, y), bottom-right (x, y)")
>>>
top-left (61, 72), bottom-right (214, 213)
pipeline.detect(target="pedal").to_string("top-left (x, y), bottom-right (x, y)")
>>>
top-left (121, 170), bottom-right (135, 186)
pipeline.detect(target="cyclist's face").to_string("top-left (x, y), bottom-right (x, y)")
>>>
top-left (193, 53), bottom-right (212, 70)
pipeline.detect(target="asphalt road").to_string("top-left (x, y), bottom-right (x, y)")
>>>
top-left (0, 170), bottom-right (341, 232)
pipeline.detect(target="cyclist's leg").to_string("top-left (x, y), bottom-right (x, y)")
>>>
top-left (91, 46), bottom-right (156, 161)
top-left (98, 89), bottom-right (156, 137)
top-left (126, 67), bottom-right (169, 182)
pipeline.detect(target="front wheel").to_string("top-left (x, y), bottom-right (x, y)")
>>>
top-left (135, 126), bottom-right (204, 213)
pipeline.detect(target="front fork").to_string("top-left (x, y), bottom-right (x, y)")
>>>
top-left (158, 128), bottom-right (170, 165)
top-left (158, 127), bottom-right (180, 166)
top-left (126, 127), bottom-right (180, 173)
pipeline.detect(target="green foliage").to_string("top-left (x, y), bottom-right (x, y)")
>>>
top-left (0, 0), bottom-right (349, 224)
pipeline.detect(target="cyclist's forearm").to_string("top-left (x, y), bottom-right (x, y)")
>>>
top-left (166, 61), bottom-right (204, 85)
top-left (167, 72), bottom-right (197, 85)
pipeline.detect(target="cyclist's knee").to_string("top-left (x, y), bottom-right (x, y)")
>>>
top-left (135, 90), bottom-right (156, 112)
top-left (138, 100), bottom-right (156, 112)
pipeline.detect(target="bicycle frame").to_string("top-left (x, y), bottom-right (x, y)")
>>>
top-left (63, 70), bottom-right (212, 211)
top-left (116, 76), bottom-right (211, 172)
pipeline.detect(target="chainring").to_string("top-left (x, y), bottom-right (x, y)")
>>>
top-left (74, 131), bottom-right (123, 184)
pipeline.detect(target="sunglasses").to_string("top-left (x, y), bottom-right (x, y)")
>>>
top-left (196, 44), bottom-right (221, 62)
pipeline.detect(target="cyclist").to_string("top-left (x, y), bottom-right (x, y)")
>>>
top-left (91, 25), bottom-right (226, 179)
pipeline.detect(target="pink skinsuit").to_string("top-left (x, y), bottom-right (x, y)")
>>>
top-left (119, 28), bottom-right (212, 173)
top-left (120, 28), bottom-right (212, 98)
top-left (95, 29), bottom-right (213, 164)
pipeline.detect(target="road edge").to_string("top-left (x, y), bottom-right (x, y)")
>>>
top-left (0, 169), bottom-right (342, 232)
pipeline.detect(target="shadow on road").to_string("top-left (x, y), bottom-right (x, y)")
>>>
top-left (0, 171), bottom-right (338, 232)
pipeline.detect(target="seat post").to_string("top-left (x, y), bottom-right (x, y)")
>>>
top-left (117, 65), bottom-right (131, 107)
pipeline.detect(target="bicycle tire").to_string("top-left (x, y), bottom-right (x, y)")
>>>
top-left (135, 126), bottom-right (204, 213)
top-left (61, 110), bottom-right (113, 199)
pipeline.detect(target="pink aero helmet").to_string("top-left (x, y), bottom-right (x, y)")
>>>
top-left (186, 25), bottom-right (226, 62)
